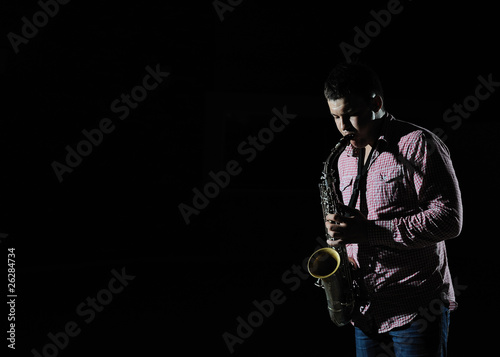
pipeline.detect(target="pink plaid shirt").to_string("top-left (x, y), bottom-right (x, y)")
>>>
top-left (339, 114), bottom-right (463, 334)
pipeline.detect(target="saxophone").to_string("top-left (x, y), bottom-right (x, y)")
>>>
top-left (307, 134), bottom-right (357, 327)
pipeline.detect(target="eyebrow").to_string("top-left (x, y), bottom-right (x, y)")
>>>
top-left (331, 108), bottom-right (357, 117)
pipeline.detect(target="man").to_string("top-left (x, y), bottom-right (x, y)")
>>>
top-left (322, 63), bottom-right (463, 356)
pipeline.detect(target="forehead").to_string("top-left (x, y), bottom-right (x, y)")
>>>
top-left (327, 96), bottom-right (367, 115)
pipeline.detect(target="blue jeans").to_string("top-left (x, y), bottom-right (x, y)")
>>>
top-left (355, 307), bottom-right (450, 357)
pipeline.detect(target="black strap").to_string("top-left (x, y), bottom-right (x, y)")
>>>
top-left (348, 148), bottom-right (374, 211)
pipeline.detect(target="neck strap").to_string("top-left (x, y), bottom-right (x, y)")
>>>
top-left (348, 147), bottom-right (374, 209)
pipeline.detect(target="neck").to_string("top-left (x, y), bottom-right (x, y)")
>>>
top-left (363, 145), bottom-right (372, 164)
top-left (366, 117), bottom-right (384, 146)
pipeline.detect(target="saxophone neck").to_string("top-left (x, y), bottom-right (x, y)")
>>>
top-left (323, 134), bottom-right (353, 175)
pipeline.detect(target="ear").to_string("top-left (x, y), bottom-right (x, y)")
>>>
top-left (371, 95), bottom-right (383, 113)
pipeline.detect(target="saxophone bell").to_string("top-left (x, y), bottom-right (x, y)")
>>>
top-left (308, 244), bottom-right (355, 326)
top-left (308, 247), bottom-right (341, 279)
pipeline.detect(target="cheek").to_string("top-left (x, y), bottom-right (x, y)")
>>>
top-left (349, 117), bottom-right (360, 131)
top-left (352, 114), bottom-right (370, 132)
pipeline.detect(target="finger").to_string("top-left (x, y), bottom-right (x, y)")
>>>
top-left (326, 225), bottom-right (345, 238)
top-left (331, 213), bottom-right (348, 223)
top-left (328, 222), bottom-right (346, 233)
top-left (330, 230), bottom-right (345, 240)
top-left (327, 238), bottom-right (342, 246)
top-left (325, 221), bottom-right (333, 235)
top-left (326, 213), bottom-right (347, 223)
top-left (325, 219), bottom-right (340, 229)
top-left (325, 220), bottom-right (334, 237)
top-left (339, 204), bottom-right (366, 219)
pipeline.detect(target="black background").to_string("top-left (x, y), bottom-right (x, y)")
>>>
top-left (1, 0), bottom-right (498, 356)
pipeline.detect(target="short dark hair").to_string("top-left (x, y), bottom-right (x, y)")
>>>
top-left (324, 63), bottom-right (383, 103)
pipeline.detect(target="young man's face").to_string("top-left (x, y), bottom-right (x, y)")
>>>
top-left (327, 95), bottom-right (376, 148)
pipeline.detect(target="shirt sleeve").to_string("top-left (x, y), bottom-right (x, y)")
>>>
top-left (367, 131), bottom-right (463, 249)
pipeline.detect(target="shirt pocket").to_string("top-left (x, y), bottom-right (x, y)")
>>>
top-left (373, 166), bottom-right (405, 203)
top-left (380, 166), bottom-right (404, 183)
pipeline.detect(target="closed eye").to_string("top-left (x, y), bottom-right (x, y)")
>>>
top-left (332, 113), bottom-right (357, 119)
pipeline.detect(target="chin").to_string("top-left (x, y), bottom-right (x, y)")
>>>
top-left (350, 138), bottom-right (368, 149)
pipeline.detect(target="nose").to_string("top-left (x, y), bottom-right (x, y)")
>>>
top-left (340, 116), bottom-right (352, 132)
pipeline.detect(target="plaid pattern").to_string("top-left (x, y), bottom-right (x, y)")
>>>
top-left (339, 114), bottom-right (463, 334)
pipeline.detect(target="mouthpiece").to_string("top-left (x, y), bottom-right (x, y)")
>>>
top-left (333, 134), bottom-right (354, 152)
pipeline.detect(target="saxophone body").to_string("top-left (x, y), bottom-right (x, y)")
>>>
top-left (307, 134), bottom-right (357, 327)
